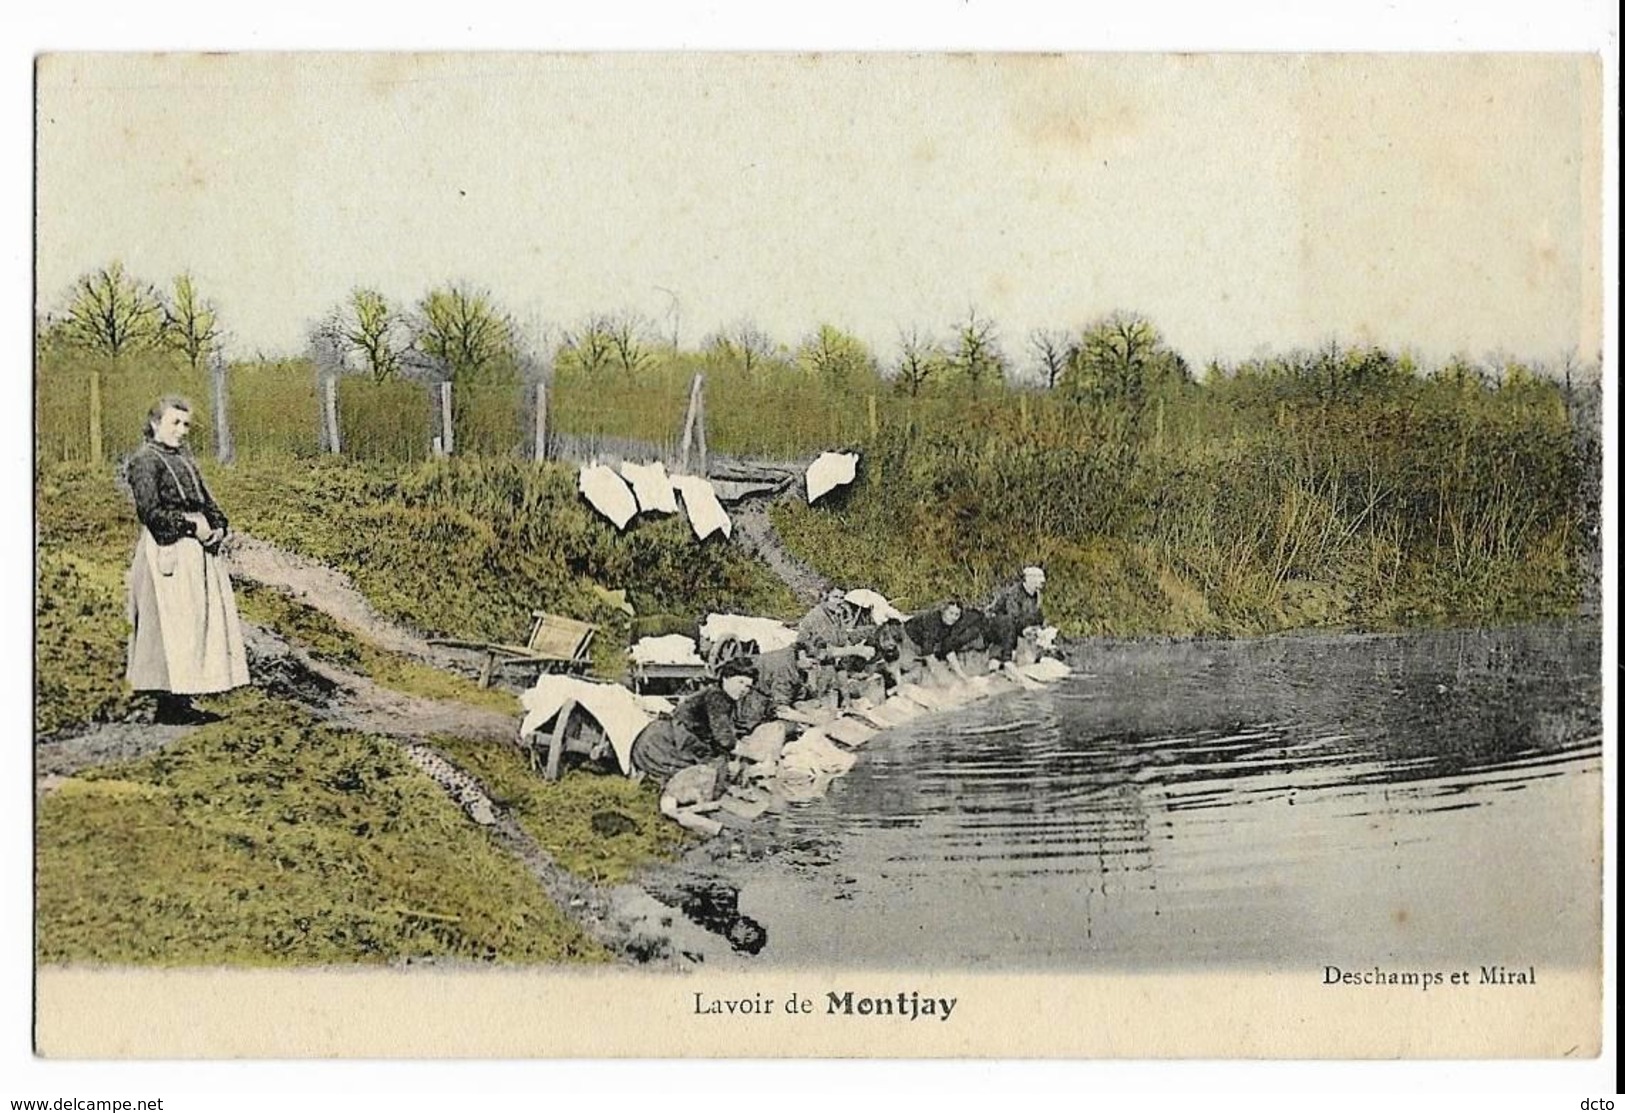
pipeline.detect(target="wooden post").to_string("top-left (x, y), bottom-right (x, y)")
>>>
top-left (1155, 397), bottom-right (1164, 452)
top-left (533, 380), bottom-right (548, 462)
top-left (440, 381), bottom-right (455, 456)
top-left (678, 372), bottom-right (703, 473)
top-left (323, 375), bottom-right (341, 455)
top-left (1019, 393), bottom-right (1029, 432)
top-left (867, 393), bottom-right (878, 438)
top-left (695, 379), bottom-right (708, 475)
top-left (211, 354), bottom-right (235, 464)
top-left (87, 367), bottom-right (103, 463)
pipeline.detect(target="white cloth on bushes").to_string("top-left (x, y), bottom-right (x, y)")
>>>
top-left (805, 451), bottom-right (859, 504)
top-left (670, 474), bottom-right (732, 540)
top-left (578, 465), bottom-right (639, 530)
top-left (619, 460), bottom-right (680, 515)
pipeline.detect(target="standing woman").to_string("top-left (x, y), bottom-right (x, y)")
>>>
top-left (124, 396), bottom-right (250, 723)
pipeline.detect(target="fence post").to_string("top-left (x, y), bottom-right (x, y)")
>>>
top-left (1019, 393), bottom-right (1030, 431)
top-left (533, 380), bottom-right (548, 463)
top-left (679, 372), bottom-right (703, 473)
top-left (212, 353), bottom-right (235, 464)
top-left (440, 381), bottom-right (455, 456)
top-left (867, 393), bottom-right (878, 438)
top-left (696, 381), bottom-right (708, 475)
top-left (88, 366), bottom-right (103, 463)
top-left (323, 375), bottom-right (341, 454)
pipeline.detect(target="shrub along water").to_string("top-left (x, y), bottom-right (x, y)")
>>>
top-left (773, 346), bottom-right (1594, 635)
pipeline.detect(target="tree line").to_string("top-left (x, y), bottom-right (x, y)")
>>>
top-left (40, 261), bottom-right (1597, 412)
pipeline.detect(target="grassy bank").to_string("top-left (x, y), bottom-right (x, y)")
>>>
top-left (36, 693), bottom-right (608, 965)
top-left (206, 455), bottom-right (799, 658)
top-left (772, 352), bottom-right (1594, 636)
top-left (34, 457), bottom-right (707, 965)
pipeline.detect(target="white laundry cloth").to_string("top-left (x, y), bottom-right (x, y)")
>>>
top-left (1022, 657), bottom-right (1072, 683)
top-left (841, 587), bottom-right (909, 625)
top-left (619, 460), bottom-right (680, 514)
top-left (805, 451), bottom-right (859, 504)
top-left (670, 474), bottom-right (732, 540)
top-left (823, 717), bottom-right (879, 749)
top-left (699, 613), bottom-right (799, 653)
top-left (734, 720), bottom-right (789, 765)
top-left (578, 464), bottom-right (639, 530)
top-left (780, 728), bottom-right (858, 777)
top-left (629, 634), bottom-right (705, 666)
top-left (518, 674), bottom-right (657, 776)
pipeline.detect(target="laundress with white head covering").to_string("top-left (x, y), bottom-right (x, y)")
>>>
top-left (124, 442), bottom-right (250, 695)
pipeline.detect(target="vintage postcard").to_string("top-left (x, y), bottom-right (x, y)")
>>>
top-left (31, 52), bottom-right (1606, 1060)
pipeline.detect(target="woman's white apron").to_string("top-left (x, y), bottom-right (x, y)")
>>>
top-left (126, 529), bottom-right (250, 694)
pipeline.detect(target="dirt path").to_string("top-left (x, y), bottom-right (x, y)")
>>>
top-left (35, 721), bottom-right (201, 791)
top-left (731, 497), bottom-right (830, 606)
top-left (226, 532), bottom-right (477, 672)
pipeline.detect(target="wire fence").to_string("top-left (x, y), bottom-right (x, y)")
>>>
top-left (36, 351), bottom-right (903, 470)
top-left (36, 348), bottom-right (1244, 471)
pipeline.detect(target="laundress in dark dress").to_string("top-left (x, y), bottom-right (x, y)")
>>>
top-left (983, 581), bottom-right (1045, 661)
top-left (124, 442), bottom-right (250, 695)
top-left (629, 687), bottom-right (740, 783)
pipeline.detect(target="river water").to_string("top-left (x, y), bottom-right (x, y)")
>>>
top-left (714, 623), bottom-right (1602, 968)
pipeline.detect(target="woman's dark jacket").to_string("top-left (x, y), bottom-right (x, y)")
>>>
top-left (126, 443), bottom-right (227, 546)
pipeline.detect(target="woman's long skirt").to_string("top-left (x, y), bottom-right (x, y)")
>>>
top-left (125, 529), bottom-right (251, 695)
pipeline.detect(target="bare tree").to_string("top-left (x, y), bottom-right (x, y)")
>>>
top-left (158, 272), bottom-right (222, 370)
top-left (607, 310), bottom-right (651, 373)
top-left (798, 324), bottom-right (874, 386)
top-left (893, 326), bottom-right (943, 397)
top-left (560, 313), bottom-right (614, 374)
top-left (947, 307), bottom-right (1005, 392)
top-left (1029, 328), bottom-right (1071, 390)
top-left (325, 288), bottom-right (406, 382)
top-left (1063, 311), bottom-right (1162, 404)
top-left (414, 283), bottom-right (516, 380)
top-left (60, 261), bottom-right (163, 357)
top-left (703, 318), bottom-right (776, 374)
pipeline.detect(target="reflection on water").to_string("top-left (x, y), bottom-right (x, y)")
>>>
top-left (729, 623), bottom-right (1602, 968)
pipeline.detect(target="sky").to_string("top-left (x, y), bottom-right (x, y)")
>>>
top-left (35, 53), bottom-right (1602, 373)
